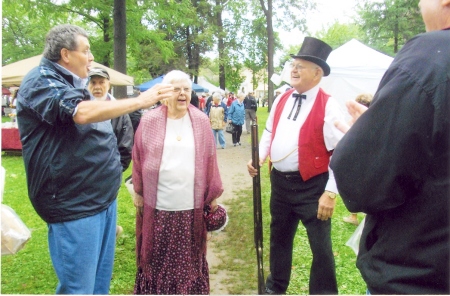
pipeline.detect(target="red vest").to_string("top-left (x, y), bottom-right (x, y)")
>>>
top-left (271, 88), bottom-right (332, 181)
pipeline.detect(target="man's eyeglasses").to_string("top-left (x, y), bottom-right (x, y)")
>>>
top-left (289, 63), bottom-right (309, 71)
top-left (70, 49), bottom-right (92, 56)
top-left (173, 87), bottom-right (191, 93)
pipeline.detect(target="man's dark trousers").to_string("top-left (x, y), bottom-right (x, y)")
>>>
top-left (265, 169), bottom-right (338, 295)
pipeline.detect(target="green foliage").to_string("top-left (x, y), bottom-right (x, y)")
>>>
top-left (224, 61), bottom-right (245, 93)
top-left (315, 21), bottom-right (364, 49)
top-left (1, 154), bottom-right (57, 293)
top-left (242, 17), bottom-right (269, 89)
top-left (270, 0), bottom-right (316, 33)
top-left (0, 155), bottom-right (138, 294)
top-left (1, 0), bottom-right (70, 65)
top-left (356, 0), bottom-right (424, 54)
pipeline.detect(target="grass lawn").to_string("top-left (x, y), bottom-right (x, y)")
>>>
top-left (212, 107), bottom-right (366, 294)
top-left (1, 110), bottom-right (366, 294)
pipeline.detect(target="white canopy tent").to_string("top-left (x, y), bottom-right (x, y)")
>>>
top-left (2, 55), bottom-right (134, 87)
top-left (277, 39), bottom-right (394, 114)
top-left (197, 77), bottom-right (225, 95)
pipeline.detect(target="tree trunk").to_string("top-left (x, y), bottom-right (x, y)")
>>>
top-left (394, 13), bottom-right (399, 53)
top-left (102, 16), bottom-right (111, 67)
top-left (186, 25), bottom-right (193, 72)
top-left (216, 0), bottom-right (226, 90)
top-left (113, 0), bottom-right (127, 99)
top-left (260, 0), bottom-right (274, 111)
top-left (193, 27), bottom-right (200, 84)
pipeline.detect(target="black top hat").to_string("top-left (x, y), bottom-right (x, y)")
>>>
top-left (290, 37), bottom-right (332, 76)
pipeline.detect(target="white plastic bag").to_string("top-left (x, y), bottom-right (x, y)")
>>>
top-left (1, 204), bottom-right (31, 255)
top-left (345, 216), bottom-right (365, 255)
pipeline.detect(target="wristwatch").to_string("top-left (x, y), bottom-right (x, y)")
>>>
top-left (325, 190), bottom-right (337, 199)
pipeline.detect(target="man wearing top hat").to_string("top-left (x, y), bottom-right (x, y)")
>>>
top-left (247, 37), bottom-right (345, 294)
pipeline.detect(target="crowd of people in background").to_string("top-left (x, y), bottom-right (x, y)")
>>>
top-left (10, 1), bottom-right (450, 293)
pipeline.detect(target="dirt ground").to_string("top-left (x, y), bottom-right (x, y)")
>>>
top-left (207, 126), bottom-right (255, 295)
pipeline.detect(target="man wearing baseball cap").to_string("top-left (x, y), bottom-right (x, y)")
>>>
top-left (88, 67), bottom-right (134, 239)
top-left (88, 67), bottom-right (133, 173)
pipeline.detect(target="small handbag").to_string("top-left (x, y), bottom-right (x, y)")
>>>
top-left (225, 122), bottom-right (234, 134)
top-left (204, 204), bottom-right (228, 232)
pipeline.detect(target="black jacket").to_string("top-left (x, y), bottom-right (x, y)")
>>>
top-left (243, 95), bottom-right (257, 111)
top-left (107, 94), bottom-right (134, 172)
top-left (16, 58), bottom-right (122, 223)
top-left (331, 29), bottom-right (450, 294)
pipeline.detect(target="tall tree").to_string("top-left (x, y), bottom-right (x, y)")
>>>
top-left (209, 0), bottom-right (248, 91)
top-left (257, 0), bottom-right (314, 110)
top-left (258, 0), bottom-right (275, 110)
top-left (242, 17), bottom-right (268, 94)
top-left (356, 0), bottom-right (423, 55)
top-left (113, 0), bottom-right (127, 98)
top-left (214, 0), bottom-right (227, 90)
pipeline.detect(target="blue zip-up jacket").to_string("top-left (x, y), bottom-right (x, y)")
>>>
top-left (16, 57), bottom-right (122, 223)
top-left (227, 99), bottom-right (245, 125)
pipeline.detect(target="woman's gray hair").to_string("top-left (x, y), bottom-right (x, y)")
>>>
top-left (162, 70), bottom-right (192, 86)
top-left (43, 24), bottom-right (88, 62)
top-left (212, 92), bottom-right (222, 100)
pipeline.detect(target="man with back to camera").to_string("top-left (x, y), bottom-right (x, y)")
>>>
top-left (16, 24), bottom-right (172, 294)
top-left (243, 91), bottom-right (257, 134)
top-left (330, 0), bottom-right (450, 293)
top-left (247, 37), bottom-right (345, 295)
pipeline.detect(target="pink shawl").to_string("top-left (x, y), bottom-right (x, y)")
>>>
top-left (132, 104), bottom-right (224, 270)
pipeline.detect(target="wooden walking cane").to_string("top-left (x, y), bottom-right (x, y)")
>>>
top-left (251, 118), bottom-right (265, 294)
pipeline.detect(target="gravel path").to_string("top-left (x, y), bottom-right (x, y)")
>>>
top-left (207, 127), bottom-right (254, 294)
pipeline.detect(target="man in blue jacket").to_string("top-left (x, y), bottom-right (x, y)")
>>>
top-left (16, 24), bottom-right (172, 294)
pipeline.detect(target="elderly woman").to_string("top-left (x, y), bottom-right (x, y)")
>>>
top-left (132, 70), bottom-right (224, 294)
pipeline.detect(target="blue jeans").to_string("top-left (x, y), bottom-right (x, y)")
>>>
top-left (48, 199), bottom-right (117, 294)
top-left (212, 128), bottom-right (226, 148)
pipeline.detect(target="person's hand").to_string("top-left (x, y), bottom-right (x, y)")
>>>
top-left (209, 199), bottom-right (219, 213)
top-left (133, 192), bottom-right (144, 216)
top-left (334, 100), bottom-right (368, 133)
top-left (137, 83), bottom-right (174, 109)
top-left (247, 159), bottom-right (264, 177)
top-left (317, 192), bottom-right (336, 221)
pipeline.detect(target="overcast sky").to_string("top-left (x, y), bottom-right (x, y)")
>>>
top-left (278, 0), bottom-right (360, 48)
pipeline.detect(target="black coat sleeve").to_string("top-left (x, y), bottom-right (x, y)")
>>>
top-left (111, 114), bottom-right (134, 172)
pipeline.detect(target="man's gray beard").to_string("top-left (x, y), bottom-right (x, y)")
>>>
top-left (94, 94), bottom-right (108, 101)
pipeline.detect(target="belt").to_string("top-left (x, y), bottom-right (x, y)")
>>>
top-left (272, 168), bottom-right (301, 180)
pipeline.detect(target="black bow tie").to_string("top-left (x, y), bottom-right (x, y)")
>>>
top-left (292, 93), bottom-right (306, 100)
top-left (288, 93), bottom-right (306, 120)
